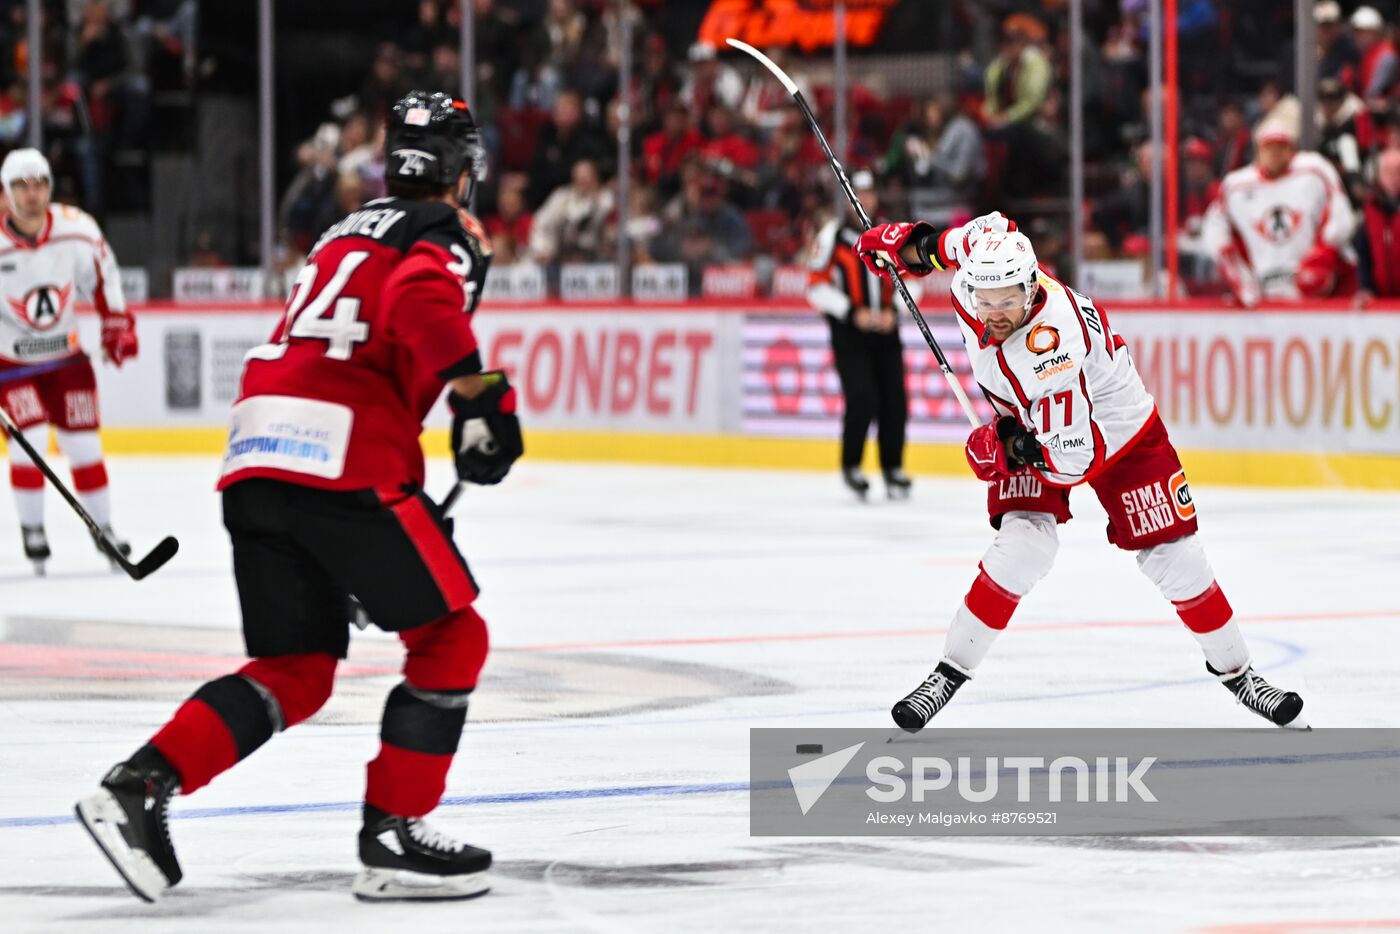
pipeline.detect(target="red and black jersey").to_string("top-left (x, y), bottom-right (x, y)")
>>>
top-left (218, 196), bottom-right (492, 495)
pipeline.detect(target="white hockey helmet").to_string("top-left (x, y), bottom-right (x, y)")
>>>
top-left (1, 148), bottom-right (52, 200)
top-left (963, 230), bottom-right (1039, 306)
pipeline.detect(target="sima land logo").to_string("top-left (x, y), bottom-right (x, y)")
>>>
top-left (788, 742), bottom-right (1157, 816)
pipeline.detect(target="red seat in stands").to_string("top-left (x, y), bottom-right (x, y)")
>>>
top-left (497, 107), bottom-right (551, 172)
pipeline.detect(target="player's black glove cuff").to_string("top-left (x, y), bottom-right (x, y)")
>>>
top-left (907, 222), bottom-right (940, 275)
top-left (449, 371), bottom-right (524, 486)
top-left (995, 415), bottom-right (1046, 470)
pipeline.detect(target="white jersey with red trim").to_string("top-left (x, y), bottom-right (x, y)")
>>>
top-left (0, 203), bottom-right (126, 366)
top-left (1201, 150), bottom-right (1355, 300)
top-left (947, 266), bottom-right (1157, 487)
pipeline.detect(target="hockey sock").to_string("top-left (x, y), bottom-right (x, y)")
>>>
top-left (149, 675), bottom-right (275, 794)
top-left (365, 683), bottom-right (469, 818)
top-left (942, 571), bottom-right (1019, 671)
top-left (1175, 583), bottom-right (1250, 673)
top-left (149, 654), bottom-right (337, 794)
top-left (58, 430), bottom-right (111, 527)
top-left (9, 423), bottom-right (48, 527)
top-left (11, 466), bottom-right (43, 527)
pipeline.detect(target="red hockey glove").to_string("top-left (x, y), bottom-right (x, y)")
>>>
top-left (965, 420), bottom-right (1012, 481)
top-left (854, 221), bottom-right (937, 279)
top-left (101, 314), bottom-right (138, 367)
top-left (449, 370), bottom-right (523, 485)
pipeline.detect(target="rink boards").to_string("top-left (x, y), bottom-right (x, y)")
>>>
top-left (36, 302), bottom-right (1400, 490)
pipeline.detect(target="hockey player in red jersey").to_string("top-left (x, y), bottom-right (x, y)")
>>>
top-left (75, 92), bottom-right (522, 902)
top-left (854, 212), bottom-right (1307, 732)
top-left (0, 148), bottom-right (137, 574)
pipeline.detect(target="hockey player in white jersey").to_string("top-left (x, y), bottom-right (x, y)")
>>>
top-left (1202, 120), bottom-right (1356, 306)
top-left (854, 212), bottom-right (1308, 731)
top-left (0, 149), bottom-right (137, 573)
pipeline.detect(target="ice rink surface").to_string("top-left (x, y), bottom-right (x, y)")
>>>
top-left (2, 456), bottom-right (1399, 933)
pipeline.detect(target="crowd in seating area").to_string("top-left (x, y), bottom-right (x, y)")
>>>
top-left (0, 0), bottom-right (193, 217)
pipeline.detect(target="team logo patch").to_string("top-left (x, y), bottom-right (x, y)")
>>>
top-left (7, 283), bottom-right (72, 331)
top-left (405, 107), bottom-right (432, 126)
top-left (1026, 322), bottom-right (1060, 355)
top-left (1169, 469), bottom-right (1195, 520)
top-left (1254, 205), bottom-right (1302, 243)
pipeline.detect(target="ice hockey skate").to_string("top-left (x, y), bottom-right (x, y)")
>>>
top-left (353, 804), bottom-right (491, 901)
top-left (883, 467), bottom-right (912, 500)
top-left (74, 746), bottom-right (183, 903)
top-left (1209, 662), bottom-right (1309, 729)
top-left (841, 466), bottom-right (870, 500)
top-left (92, 525), bottom-right (132, 572)
top-left (21, 524), bottom-right (49, 576)
top-left (891, 660), bottom-right (971, 732)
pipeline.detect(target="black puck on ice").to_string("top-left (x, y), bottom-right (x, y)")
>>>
top-left (795, 743), bottom-right (824, 755)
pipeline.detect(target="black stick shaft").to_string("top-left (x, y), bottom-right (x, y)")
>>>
top-left (0, 401), bottom-right (178, 579)
top-left (0, 402), bottom-right (106, 541)
top-left (787, 88), bottom-right (980, 427)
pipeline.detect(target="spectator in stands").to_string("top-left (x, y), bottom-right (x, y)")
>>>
top-left (359, 43), bottom-right (406, 123)
top-left (1092, 139), bottom-right (1152, 253)
top-left (1318, 76), bottom-right (1370, 204)
top-left (509, 40), bottom-right (562, 111)
top-left (885, 95), bottom-right (983, 222)
top-left (700, 103), bottom-right (760, 201)
top-left (1354, 147), bottom-right (1400, 306)
top-left (420, 43), bottom-right (461, 98)
top-left (1216, 99), bottom-right (1253, 176)
top-left (1315, 1), bottom-right (1359, 88)
top-left (528, 88), bottom-right (610, 206)
top-left (982, 14), bottom-right (1051, 198)
top-left (1101, 6), bottom-right (1147, 144)
top-left (680, 42), bottom-right (744, 116)
top-left (279, 122), bottom-right (341, 256)
top-left (633, 33), bottom-right (682, 136)
top-left (1352, 6), bottom-right (1397, 105)
top-left (655, 173), bottom-right (752, 270)
top-left (484, 171), bottom-right (533, 263)
top-left (528, 157), bottom-right (614, 264)
top-left (401, 0), bottom-right (450, 73)
top-left (642, 100), bottom-right (703, 198)
top-left (543, 0), bottom-right (587, 72)
top-left (1182, 136), bottom-right (1218, 234)
top-left (983, 15), bottom-right (1052, 130)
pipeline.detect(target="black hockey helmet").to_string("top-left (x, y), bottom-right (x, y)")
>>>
top-left (385, 90), bottom-right (486, 191)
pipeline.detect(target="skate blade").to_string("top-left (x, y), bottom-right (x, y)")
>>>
top-left (1280, 712), bottom-right (1312, 731)
top-left (75, 792), bottom-right (170, 903)
top-left (352, 866), bottom-right (490, 902)
top-left (31, 559), bottom-right (45, 577)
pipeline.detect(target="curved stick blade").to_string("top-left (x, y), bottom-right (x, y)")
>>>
top-left (131, 536), bottom-right (180, 581)
top-left (725, 38), bottom-right (798, 95)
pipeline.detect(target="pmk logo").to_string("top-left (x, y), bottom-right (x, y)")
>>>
top-left (1169, 469), bottom-right (1195, 520)
top-left (1025, 323), bottom-right (1060, 355)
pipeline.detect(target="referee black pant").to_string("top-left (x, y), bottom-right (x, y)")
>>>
top-left (827, 318), bottom-right (909, 472)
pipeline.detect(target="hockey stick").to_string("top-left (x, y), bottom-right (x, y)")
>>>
top-left (726, 38), bottom-right (980, 428)
top-left (0, 402), bottom-right (179, 580)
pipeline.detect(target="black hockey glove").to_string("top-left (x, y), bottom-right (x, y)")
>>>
top-left (996, 415), bottom-right (1046, 471)
top-left (449, 371), bottom-right (523, 486)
